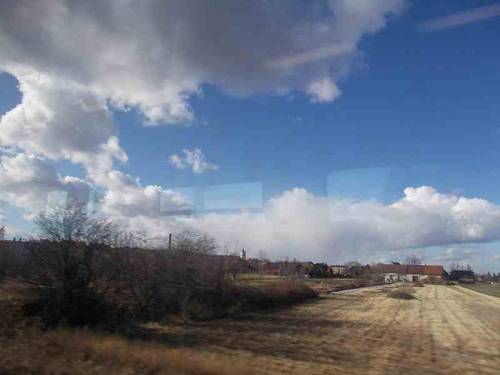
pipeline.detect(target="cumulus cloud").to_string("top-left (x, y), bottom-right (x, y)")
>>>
top-left (169, 149), bottom-right (219, 174)
top-left (0, 0), bottom-right (404, 127)
top-left (0, 68), bottom-right (127, 172)
top-left (98, 169), bottom-right (190, 218)
top-left (152, 186), bottom-right (500, 262)
top-left (307, 77), bottom-right (342, 103)
top-left (0, 0), bottom-right (404, 222)
top-left (0, 152), bottom-right (190, 221)
top-left (0, 153), bottom-right (91, 216)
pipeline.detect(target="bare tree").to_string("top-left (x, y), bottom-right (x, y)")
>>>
top-left (24, 200), bottom-right (122, 327)
top-left (21, 204), bottom-right (232, 324)
top-left (404, 254), bottom-right (422, 265)
top-left (34, 200), bottom-right (119, 244)
top-left (171, 231), bottom-right (217, 256)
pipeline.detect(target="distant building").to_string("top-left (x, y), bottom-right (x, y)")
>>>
top-left (449, 269), bottom-right (475, 283)
top-left (260, 261), bottom-right (281, 276)
top-left (373, 263), bottom-right (444, 283)
top-left (329, 265), bottom-right (346, 276)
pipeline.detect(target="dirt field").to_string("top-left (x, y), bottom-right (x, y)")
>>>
top-left (143, 285), bottom-right (500, 374)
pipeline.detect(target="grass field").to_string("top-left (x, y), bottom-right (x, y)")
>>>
top-left (4, 283), bottom-right (500, 374)
top-left (137, 285), bottom-right (500, 374)
top-left (461, 283), bottom-right (500, 298)
top-left (236, 273), bottom-right (375, 293)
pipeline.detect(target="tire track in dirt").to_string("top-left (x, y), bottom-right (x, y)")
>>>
top-left (415, 285), bottom-right (500, 375)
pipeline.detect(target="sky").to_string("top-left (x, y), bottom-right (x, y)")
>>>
top-left (1, 0), bottom-right (500, 272)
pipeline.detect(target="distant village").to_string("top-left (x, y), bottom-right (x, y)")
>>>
top-left (225, 248), bottom-right (481, 284)
top-left (0, 233), bottom-right (496, 284)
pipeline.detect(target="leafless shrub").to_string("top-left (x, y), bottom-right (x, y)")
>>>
top-left (230, 279), bottom-right (318, 312)
top-left (11, 202), bottom-right (317, 327)
top-left (20, 203), bottom-right (235, 326)
top-left (388, 285), bottom-right (416, 300)
top-left (425, 276), bottom-right (443, 285)
top-left (0, 242), bottom-right (25, 280)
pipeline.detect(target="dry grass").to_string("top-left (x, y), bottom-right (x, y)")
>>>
top-left (1, 280), bottom-right (254, 374)
top-left (237, 274), bottom-right (380, 294)
top-left (2, 284), bottom-right (500, 374)
top-left (462, 283), bottom-right (500, 298)
top-left (0, 328), bottom-right (254, 375)
top-left (236, 274), bottom-right (284, 286)
top-left (141, 285), bottom-right (500, 374)
top-left (0, 279), bottom-right (38, 337)
top-left (304, 278), bottom-right (382, 294)
top-left (236, 279), bottom-right (318, 311)
top-left (387, 285), bottom-right (416, 299)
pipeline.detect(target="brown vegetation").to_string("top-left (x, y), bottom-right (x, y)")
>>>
top-left (1, 203), bottom-right (318, 330)
top-left (387, 285), bottom-right (416, 299)
top-left (3, 279), bottom-right (500, 374)
top-left (462, 283), bottom-right (500, 298)
top-left (139, 285), bottom-right (500, 374)
top-left (232, 279), bottom-right (318, 311)
top-left (0, 328), bottom-right (253, 375)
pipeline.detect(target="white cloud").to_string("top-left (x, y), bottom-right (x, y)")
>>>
top-left (156, 186), bottom-right (500, 262)
top-left (0, 0), bottom-right (404, 128)
top-left (0, 0), bottom-right (404, 222)
top-left (0, 152), bottom-right (190, 221)
top-left (98, 169), bottom-right (190, 218)
top-left (436, 248), bottom-right (478, 262)
top-left (307, 77), bottom-right (342, 103)
top-left (265, 43), bottom-right (355, 70)
top-left (419, 4), bottom-right (500, 32)
top-left (2, 225), bottom-right (31, 240)
top-left (169, 149), bottom-right (219, 174)
top-left (169, 154), bottom-right (184, 170)
top-left (0, 153), bottom-right (91, 216)
top-left (0, 68), bottom-right (127, 172)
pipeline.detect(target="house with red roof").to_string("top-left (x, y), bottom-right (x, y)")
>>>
top-left (373, 263), bottom-right (444, 283)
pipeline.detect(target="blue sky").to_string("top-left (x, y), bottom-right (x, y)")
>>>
top-left (113, 0), bottom-right (499, 200)
top-left (1, 0), bottom-right (500, 271)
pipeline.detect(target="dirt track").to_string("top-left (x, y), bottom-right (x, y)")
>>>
top-left (149, 285), bottom-right (500, 374)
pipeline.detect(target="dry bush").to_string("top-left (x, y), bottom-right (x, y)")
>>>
top-left (230, 279), bottom-right (318, 312)
top-left (22, 239), bottom-right (231, 327)
top-left (425, 277), bottom-right (443, 285)
top-left (0, 243), bottom-right (25, 281)
top-left (14, 202), bottom-right (318, 327)
top-left (0, 328), bottom-right (254, 375)
top-left (387, 285), bottom-right (416, 300)
top-left (21, 240), bottom-right (127, 329)
top-left (182, 279), bottom-right (318, 320)
top-left (20, 202), bottom-right (230, 327)
top-left (0, 279), bottom-right (39, 338)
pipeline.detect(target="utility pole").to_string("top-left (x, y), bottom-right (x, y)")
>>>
top-left (168, 233), bottom-right (172, 251)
